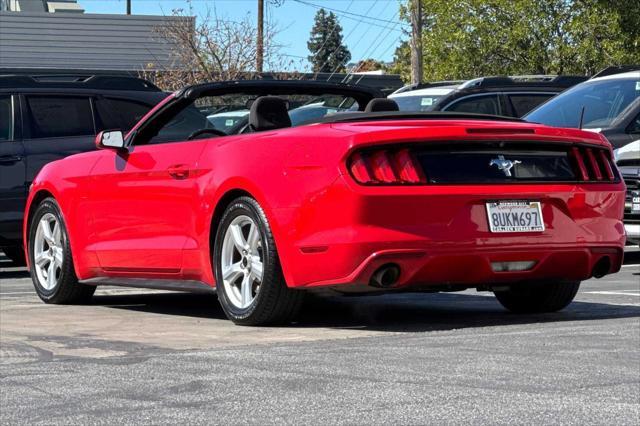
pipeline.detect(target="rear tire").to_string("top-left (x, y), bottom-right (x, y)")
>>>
top-left (213, 196), bottom-right (303, 326)
top-left (28, 198), bottom-right (95, 304)
top-left (494, 281), bottom-right (580, 313)
top-left (2, 245), bottom-right (26, 266)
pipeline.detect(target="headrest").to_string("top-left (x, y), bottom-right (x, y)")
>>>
top-left (365, 98), bottom-right (400, 113)
top-left (249, 96), bottom-right (292, 131)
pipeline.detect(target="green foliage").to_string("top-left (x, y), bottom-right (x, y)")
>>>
top-left (307, 9), bottom-right (351, 73)
top-left (392, 0), bottom-right (640, 82)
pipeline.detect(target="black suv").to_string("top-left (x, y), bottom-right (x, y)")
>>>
top-left (388, 75), bottom-right (588, 117)
top-left (0, 74), bottom-right (167, 265)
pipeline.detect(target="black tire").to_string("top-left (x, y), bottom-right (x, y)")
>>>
top-left (2, 245), bottom-right (26, 266)
top-left (28, 198), bottom-right (95, 304)
top-left (494, 281), bottom-right (580, 313)
top-left (213, 196), bottom-right (303, 325)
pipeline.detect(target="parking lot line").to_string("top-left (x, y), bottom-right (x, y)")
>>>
top-left (584, 291), bottom-right (640, 296)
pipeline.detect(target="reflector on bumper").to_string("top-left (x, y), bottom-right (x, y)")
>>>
top-left (491, 261), bottom-right (537, 272)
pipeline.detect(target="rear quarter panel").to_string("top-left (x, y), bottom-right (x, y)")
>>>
top-left (189, 125), bottom-right (353, 285)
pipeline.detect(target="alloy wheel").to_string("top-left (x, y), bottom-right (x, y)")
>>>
top-left (33, 213), bottom-right (64, 290)
top-left (220, 215), bottom-right (264, 309)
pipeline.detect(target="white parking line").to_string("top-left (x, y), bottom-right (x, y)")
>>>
top-left (584, 291), bottom-right (640, 296)
top-left (621, 264), bottom-right (640, 269)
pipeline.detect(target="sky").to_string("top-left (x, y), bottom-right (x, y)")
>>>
top-left (80, 0), bottom-right (407, 72)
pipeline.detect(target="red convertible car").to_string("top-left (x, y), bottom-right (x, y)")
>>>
top-left (23, 81), bottom-right (626, 325)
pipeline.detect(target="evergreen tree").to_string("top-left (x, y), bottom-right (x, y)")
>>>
top-left (307, 9), bottom-right (351, 73)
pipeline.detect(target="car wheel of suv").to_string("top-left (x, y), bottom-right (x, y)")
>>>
top-left (28, 198), bottom-right (95, 304)
top-left (213, 196), bottom-right (303, 326)
top-left (2, 245), bottom-right (26, 266)
top-left (493, 281), bottom-right (580, 313)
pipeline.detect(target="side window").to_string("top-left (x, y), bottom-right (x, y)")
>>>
top-left (0, 95), bottom-right (13, 141)
top-left (147, 105), bottom-right (212, 145)
top-left (25, 96), bottom-right (94, 139)
top-left (95, 98), bottom-right (153, 132)
top-left (445, 95), bottom-right (500, 115)
top-left (508, 94), bottom-right (552, 117)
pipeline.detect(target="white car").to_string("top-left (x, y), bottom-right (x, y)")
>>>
top-left (614, 140), bottom-right (640, 245)
top-left (207, 110), bottom-right (249, 133)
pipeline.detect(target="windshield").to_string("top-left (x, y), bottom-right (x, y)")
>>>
top-left (525, 76), bottom-right (640, 129)
top-left (390, 88), bottom-right (454, 112)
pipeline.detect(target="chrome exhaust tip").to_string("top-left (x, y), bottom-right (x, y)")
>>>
top-left (369, 264), bottom-right (401, 288)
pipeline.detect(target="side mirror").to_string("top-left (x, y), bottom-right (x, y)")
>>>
top-left (95, 130), bottom-right (126, 150)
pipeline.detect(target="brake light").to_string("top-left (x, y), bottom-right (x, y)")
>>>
top-left (348, 149), bottom-right (426, 185)
top-left (570, 146), bottom-right (617, 182)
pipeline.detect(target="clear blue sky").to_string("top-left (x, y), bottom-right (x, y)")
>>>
top-left (80, 0), bottom-right (407, 71)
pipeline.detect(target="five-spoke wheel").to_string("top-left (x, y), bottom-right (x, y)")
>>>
top-left (221, 215), bottom-right (264, 309)
top-left (28, 198), bottom-right (95, 304)
top-left (33, 213), bottom-right (64, 290)
top-left (214, 197), bottom-right (303, 325)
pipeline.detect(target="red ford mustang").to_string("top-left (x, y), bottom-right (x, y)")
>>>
top-left (23, 81), bottom-right (626, 325)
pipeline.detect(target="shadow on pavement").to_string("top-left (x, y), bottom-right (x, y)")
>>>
top-left (92, 290), bottom-right (640, 333)
top-left (0, 269), bottom-right (30, 279)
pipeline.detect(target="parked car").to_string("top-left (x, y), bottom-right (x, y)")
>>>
top-left (388, 75), bottom-right (587, 117)
top-left (207, 109), bottom-right (250, 133)
top-left (22, 80), bottom-right (625, 325)
top-left (614, 140), bottom-right (640, 245)
top-left (0, 74), bottom-right (168, 265)
top-left (524, 69), bottom-right (640, 148)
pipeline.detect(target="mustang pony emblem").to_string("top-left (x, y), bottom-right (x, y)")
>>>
top-left (489, 155), bottom-right (521, 177)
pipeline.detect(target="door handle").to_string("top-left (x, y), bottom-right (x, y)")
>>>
top-left (167, 164), bottom-right (190, 180)
top-left (0, 155), bottom-right (23, 165)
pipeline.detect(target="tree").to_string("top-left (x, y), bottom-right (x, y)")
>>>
top-left (392, 0), bottom-right (640, 82)
top-left (143, 2), bottom-right (301, 90)
top-left (354, 58), bottom-right (385, 72)
top-left (307, 9), bottom-right (351, 73)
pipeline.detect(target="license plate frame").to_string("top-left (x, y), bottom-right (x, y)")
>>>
top-left (486, 200), bottom-right (545, 233)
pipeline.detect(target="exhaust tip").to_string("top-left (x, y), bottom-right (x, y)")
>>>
top-left (592, 256), bottom-right (611, 279)
top-left (370, 264), bottom-right (401, 288)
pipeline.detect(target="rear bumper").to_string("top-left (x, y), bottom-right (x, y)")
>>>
top-left (303, 246), bottom-right (623, 288)
top-left (274, 176), bottom-right (626, 289)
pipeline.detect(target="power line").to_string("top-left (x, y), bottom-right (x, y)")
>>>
top-left (346, 9), bottom-right (401, 83)
top-left (325, 0), bottom-right (383, 80)
top-left (292, 0), bottom-right (406, 30)
top-left (308, 0), bottom-right (355, 72)
top-left (292, 0), bottom-right (408, 27)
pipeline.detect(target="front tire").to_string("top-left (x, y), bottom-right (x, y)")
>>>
top-left (494, 281), bottom-right (580, 313)
top-left (213, 196), bottom-right (303, 325)
top-left (28, 198), bottom-right (95, 304)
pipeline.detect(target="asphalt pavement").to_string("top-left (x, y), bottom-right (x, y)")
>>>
top-left (1, 251), bottom-right (639, 425)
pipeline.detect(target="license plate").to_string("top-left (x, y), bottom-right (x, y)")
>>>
top-left (486, 201), bottom-right (545, 233)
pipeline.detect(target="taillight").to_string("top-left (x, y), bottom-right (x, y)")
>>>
top-left (570, 146), bottom-right (617, 182)
top-left (348, 148), bottom-right (426, 185)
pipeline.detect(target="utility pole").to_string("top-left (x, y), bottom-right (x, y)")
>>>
top-left (410, 0), bottom-right (423, 85)
top-left (126, 0), bottom-right (131, 15)
top-left (257, 0), bottom-right (264, 74)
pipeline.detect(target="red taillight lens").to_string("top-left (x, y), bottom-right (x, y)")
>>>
top-left (570, 146), bottom-right (617, 182)
top-left (393, 149), bottom-right (425, 183)
top-left (349, 152), bottom-right (373, 183)
top-left (598, 150), bottom-right (615, 181)
top-left (348, 148), bottom-right (426, 185)
top-left (585, 148), bottom-right (603, 180)
top-left (370, 151), bottom-right (398, 183)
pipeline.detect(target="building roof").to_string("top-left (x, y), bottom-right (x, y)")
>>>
top-left (0, 11), bottom-right (194, 71)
